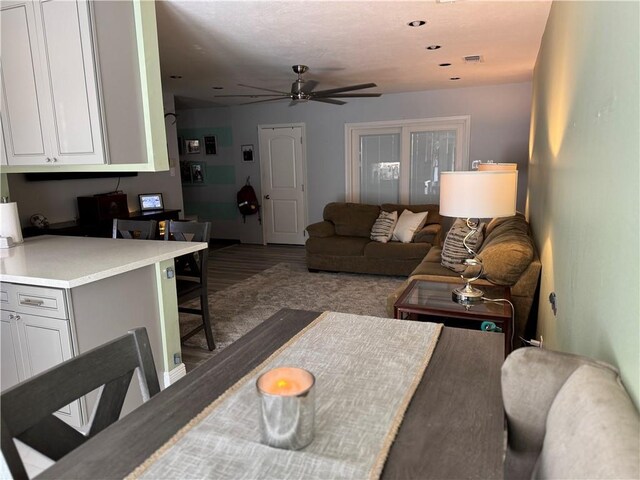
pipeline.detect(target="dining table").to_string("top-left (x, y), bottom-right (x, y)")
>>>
top-left (38, 308), bottom-right (505, 480)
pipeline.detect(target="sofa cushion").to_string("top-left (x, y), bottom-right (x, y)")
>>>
top-left (478, 214), bottom-right (534, 285)
top-left (392, 210), bottom-right (429, 243)
top-left (306, 236), bottom-right (370, 256)
top-left (485, 212), bottom-right (529, 238)
top-left (370, 210), bottom-right (398, 243)
top-left (413, 224), bottom-right (440, 244)
top-left (441, 218), bottom-right (485, 273)
top-left (323, 203), bottom-right (380, 237)
top-left (533, 364), bottom-right (640, 479)
top-left (364, 241), bottom-right (430, 260)
top-left (381, 203), bottom-right (441, 226)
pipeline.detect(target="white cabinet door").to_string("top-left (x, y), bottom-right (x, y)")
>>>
top-left (17, 312), bottom-right (83, 427)
top-left (0, 310), bottom-right (25, 390)
top-left (0, 1), bottom-right (50, 165)
top-left (34, 0), bottom-right (105, 165)
top-left (0, 0), bottom-right (105, 166)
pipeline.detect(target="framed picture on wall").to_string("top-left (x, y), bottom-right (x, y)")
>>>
top-left (242, 144), bottom-right (254, 162)
top-left (191, 162), bottom-right (205, 184)
top-left (204, 136), bottom-right (217, 155)
top-left (186, 139), bottom-right (200, 154)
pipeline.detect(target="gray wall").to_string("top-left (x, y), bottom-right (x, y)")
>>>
top-left (7, 91), bottom-right (184, 226)
top-left (177, 81), bottom-right (532, 243)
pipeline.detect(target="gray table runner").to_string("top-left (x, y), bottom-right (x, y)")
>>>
top-left (130, 312), bottom-right (443, 480)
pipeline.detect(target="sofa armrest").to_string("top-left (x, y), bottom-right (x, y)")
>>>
top-left (413, 224), bottom-right (441, 244)
top-left (306, 221), bottom-right (335, 238)
top-left (502, 348), bottom-right (609, 455)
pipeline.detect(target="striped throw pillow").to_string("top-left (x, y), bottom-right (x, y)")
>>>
top-left (441, 218), bottom-right (485, 272)
top-left (370, 210), bottom-right (398, 243)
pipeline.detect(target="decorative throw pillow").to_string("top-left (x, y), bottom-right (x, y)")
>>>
top-left (392, 210), bottom-right (429, 243)
top-left (370, 210), bottom-right (398, 243)
top-left (441, 218), bottom-right (485, 273)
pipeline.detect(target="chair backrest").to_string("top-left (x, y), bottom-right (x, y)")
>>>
top-left (112, 218), bottom-right (157, 240)
top-left (1, 328), bottom-right (160, 480)
top-left (164, 220), bottom-right (211, 280)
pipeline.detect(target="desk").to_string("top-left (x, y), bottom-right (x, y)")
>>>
top-left (23, 209), bottom-right (181, 239)
top-left (39, 309), bottom-right (504, 480)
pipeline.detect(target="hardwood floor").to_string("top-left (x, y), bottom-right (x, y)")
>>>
top-left (181, 244), bottom-right (306, 369)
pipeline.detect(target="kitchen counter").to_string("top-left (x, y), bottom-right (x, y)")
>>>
top-left (1, 235), bottom-right (209, 425)
top-left (0, 235), bottom-right (206, 288)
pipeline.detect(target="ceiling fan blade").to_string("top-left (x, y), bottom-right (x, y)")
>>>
top-left (238, 97), bottom-right (289, 106)
top-left (300, 80), bottom-right (319, 94)
top-left (312, 83), bottom-right (378, 96)
top-left (215, 94), bottom-right (287, 98)
top-left (237, 83), bottom-right (290, 95)
top-left (310, 97), bottom-right (346, 106)
top-left (320, 93), bottom-right (382, 98)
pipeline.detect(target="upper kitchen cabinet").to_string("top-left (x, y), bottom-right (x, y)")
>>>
top-left (0, 0), bottom-right (168, 172)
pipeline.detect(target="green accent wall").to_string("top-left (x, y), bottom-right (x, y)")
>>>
top-left (205, 165), bottom-right (235, 185)
top-left (528, 1), bottom-right (639, 406)
top-left (185, 202), bottom-right (239, 220)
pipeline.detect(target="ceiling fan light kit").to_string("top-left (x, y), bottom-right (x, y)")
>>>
top-left (215, 65), bottom-right (382, 106)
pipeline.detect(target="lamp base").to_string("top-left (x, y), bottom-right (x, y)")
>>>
top-left (452, 283), bottom-right (484, 306)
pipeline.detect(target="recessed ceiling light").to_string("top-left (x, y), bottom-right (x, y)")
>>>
top-left (439, 63), bottom-right (452, 67)
top-left (407, 20), bottom-right (426, 27)
top-left (212, 86), bottom-right (224, 90)
top-left (169, 75), bottom-right (182, 79)
top-left (426, 45), bottom-right (441, 50)
top-left (450, 77), bottom-right (461, 80)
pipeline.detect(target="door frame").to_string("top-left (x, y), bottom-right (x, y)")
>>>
top-left (257, 122), bottom-right (308, 245)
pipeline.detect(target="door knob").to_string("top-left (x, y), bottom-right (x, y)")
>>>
top-left (265, 195), bottom-right (270, 199)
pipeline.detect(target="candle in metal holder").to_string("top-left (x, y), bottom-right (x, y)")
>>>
top-left (256, 366), bottom-right (315, 450)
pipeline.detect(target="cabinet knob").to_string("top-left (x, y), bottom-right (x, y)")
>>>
top-left (15, 315), bottom-right (21, 321)
top-left (46, 157), bottom-right (52, 163)
top-left (52, 158), bottom-right (58, 163)
top-left (9, 314), bottom-right (14, 319)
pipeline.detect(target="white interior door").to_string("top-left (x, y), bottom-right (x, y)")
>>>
top-left (259, 125), bottom-right (306, 245)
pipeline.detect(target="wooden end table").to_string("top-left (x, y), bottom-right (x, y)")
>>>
top-left (394, 279), bottom-right (513, 355)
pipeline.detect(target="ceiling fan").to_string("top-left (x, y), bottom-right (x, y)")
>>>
top-left (215, 65), bottom-right (382, 106)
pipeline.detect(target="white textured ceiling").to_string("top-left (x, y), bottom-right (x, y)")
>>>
top-left (156, 0), bottom-right (552, 107)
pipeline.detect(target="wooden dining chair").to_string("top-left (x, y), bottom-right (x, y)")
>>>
top-left (164, 220), bottom-right (215, 350)
top-left (112, 218), bottom-right (157, 239)
top-left (0, 328), bottom-right (160, 480)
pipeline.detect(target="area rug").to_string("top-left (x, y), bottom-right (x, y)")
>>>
top-left (180, 263), bottom-right (405, 351)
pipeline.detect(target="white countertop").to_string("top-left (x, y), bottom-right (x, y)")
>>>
top-left (0, 236), bottom-right (207, 288)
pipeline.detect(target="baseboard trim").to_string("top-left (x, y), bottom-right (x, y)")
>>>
top-left (162, 363), bottom-right (186, 388)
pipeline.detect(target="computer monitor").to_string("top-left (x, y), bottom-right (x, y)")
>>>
top-left (138, 193), bottom-right (164, 212)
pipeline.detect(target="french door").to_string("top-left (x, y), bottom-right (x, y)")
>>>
top-left (346, 116), bottom-right (470, 204)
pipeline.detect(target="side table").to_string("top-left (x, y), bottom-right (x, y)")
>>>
top-left (394, 279), bottom-right (513, 355)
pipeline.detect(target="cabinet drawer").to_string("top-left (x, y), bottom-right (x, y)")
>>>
top-left (0, 282), bottom-right (15, 310)
top-left (14, 285), bottom-right (68, 319)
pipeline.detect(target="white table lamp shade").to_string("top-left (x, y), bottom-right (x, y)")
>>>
top-left (439, 171), bottom-right (518, 218)
top-left (477, 163), bottom-right (518, 171)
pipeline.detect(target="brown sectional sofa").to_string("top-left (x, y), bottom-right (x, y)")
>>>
top-left (386, 213), bottom-right (541, 343)
top-left (305, 202), bottom-right (443, 276)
